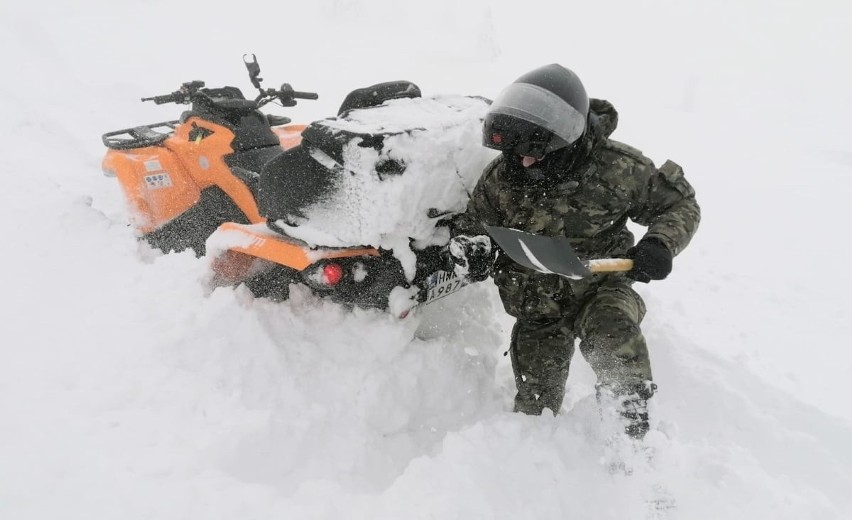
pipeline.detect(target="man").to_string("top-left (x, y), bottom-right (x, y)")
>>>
top-left (448, 64), bottom-right (700, 438)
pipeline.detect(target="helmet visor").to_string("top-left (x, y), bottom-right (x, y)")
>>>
top-left (489, 83), bottom-right (587, 147)
top-left (484, 113), bottom-right (563, 159)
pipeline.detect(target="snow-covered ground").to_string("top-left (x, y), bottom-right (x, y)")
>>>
top-left (2, 1), bottom-right (851, 519)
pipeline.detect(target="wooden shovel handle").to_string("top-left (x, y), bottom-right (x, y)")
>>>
top-left (586, 258), bottom-right (634, 273)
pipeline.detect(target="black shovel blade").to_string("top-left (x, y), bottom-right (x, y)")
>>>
top-left (485, 225), bottom-right (591, 280)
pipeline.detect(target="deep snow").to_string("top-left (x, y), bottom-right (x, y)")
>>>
top-left (2, 1), bottom-right (851, 519)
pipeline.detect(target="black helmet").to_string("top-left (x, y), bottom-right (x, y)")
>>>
top-left (483, 64), bottom-right (589, 159)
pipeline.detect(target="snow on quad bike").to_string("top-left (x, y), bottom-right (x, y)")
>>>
top-left (207, 90), bottom-right (495, 316)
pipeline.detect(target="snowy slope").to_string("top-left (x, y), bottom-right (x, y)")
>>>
top-left (2, 1), bottom-right (852, 519)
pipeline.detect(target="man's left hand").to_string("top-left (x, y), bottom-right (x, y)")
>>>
top-left (626, 237), bottom-right (672, 283)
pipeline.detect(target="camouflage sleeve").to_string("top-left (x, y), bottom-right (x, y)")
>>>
top-left (629, 159), bottom-right (700, 256)
top-left (450, 156), bottom-right (504, 237)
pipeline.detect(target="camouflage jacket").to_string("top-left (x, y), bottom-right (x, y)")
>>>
top-left (454, 99), bottom-right (701, 318)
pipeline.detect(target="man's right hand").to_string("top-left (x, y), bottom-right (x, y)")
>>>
top-left (448, 235), bottom-right (494, 282)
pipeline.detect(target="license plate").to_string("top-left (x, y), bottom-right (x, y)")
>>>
top-left (423, 270), bottom-right (466, 304)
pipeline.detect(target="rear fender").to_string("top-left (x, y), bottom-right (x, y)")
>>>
top-left (206, 222), bottom-right (380, 281)
top-left (206, 222), bottom-right (472, 314)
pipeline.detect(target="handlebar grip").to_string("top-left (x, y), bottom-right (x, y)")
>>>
top-left (141, 91), bottom-right (184, 104)
top-left (292, 91), bottom-right (319, 100)
top-left (152, 94), bottom-right (180, 104)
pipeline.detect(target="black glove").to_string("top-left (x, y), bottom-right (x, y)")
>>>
top-left (448, 235), bottom-right (493, 282)
top-left (626, 237), bottom-right (672, 283)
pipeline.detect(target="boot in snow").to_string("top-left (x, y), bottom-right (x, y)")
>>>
top-left (597, 381), bottom-right (657, 439)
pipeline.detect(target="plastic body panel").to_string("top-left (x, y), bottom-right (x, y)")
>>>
top-left (272, 124), bottom-right (307, 150)
top-left (102, 117), bottom-right (271, 235)
top-left (102, 145), bottom-right (200, 234)
top-left (166, 117), bottom-right (263, 223)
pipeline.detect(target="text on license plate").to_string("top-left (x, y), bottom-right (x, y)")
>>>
top-left (424, 270), bottom-right (465, 304)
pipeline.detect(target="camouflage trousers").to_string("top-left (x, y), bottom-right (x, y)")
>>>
top-left (509, 283), bottom-right (653, 415)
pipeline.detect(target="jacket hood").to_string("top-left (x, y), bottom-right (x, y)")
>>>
top-left (587, 98), bottom-right (618, 143)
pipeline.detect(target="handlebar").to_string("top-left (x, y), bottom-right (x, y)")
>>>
top-left (254, 83), bottom-right (318, 107)
top-left (141, 80), bottom-right (205, 105)
top-left (138, 57), bottom-right (318, 110)
top-left (244, 55), bottom-right (317, 106)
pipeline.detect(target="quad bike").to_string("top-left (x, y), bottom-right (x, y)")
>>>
top-left (101, 55), bottom-right (316, 255)
top-left (102, 56), bottom-right (490, 315)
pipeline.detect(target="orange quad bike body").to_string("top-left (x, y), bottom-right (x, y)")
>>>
top-left (103, 120), bottom-right (312, 231)
top-left (102, 107), bottom-right (308, 256)
top-left (104, 119), bottom-right (252, 232)
top-left (101, 83), bottom-right (385, 307)
top-left (102, 113), bottom-right (383, 298)
top-left (100, 59), bottom-right (321, 257)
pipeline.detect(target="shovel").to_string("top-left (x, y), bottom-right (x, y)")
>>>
top-left (485, 225), bottom-right (633, 280)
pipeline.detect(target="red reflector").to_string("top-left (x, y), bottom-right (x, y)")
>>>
top-left (491, 133), bottom-right (503, 145)
top-left (322, 263), bottom-right (344, 285)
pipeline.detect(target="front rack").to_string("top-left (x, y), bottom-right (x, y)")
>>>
top-left (102, 120), bottom-right (179, 150)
